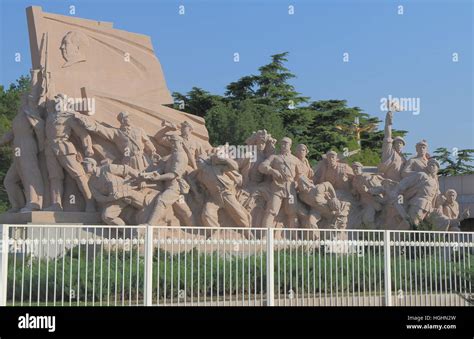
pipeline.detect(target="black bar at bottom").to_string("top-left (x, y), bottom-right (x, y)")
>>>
top-left (0, 306), bottom-right (472, 338)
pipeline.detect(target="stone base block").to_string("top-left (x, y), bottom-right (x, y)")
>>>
top-left (0, 211), bottom-right (102, 225)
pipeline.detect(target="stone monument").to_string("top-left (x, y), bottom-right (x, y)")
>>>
top-left (0, 7), bottom-right (469, 236)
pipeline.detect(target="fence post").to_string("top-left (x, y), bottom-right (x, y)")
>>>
top-left (384, 230), bottom-right (392, 306)
top-left (266, 227), bottom-right (274, 306)
top-left (144, 225), bottom-right (153, 306)
top-left (0, 224), bottom-right (9, 307)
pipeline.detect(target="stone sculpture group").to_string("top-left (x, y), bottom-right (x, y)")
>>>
top-left (0, 6), bottom-right (469, 236)
top-left (1, 87), bottom-right (469, 235)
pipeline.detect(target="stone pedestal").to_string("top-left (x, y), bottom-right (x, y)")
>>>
top-left (0, 211), bottom-right (102, 225)
top-left (0, 212), bottom-right (103, 259)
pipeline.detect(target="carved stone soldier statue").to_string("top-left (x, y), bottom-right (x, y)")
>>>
top-left (141, 134), bottom-right (194, 226)
top-left (44, 93), bottom-right (95, 212)
top-left (240, 130), bottom-right (271, 187)
top-left (429, 189), bottom-right (470, 231)
top-left (351, 162), bottom-right (384, 228)
top-left (258, 137), bottom-right (302, 229)
top-left (393, 158), bottom-right (441, 227)
top-left (0, 93), bottom-right (45, 212)
top-left (295, 144), bottom-right (314, 179)
top-left (180, 121), bottom-right (204, 169)
top-left (314, 150), bottom-right (354, 192)
top-left (296, 175), bottom-right (339, 228)
top-left (83, 157), bottom-right (147, 225)
top-left (75, 111), bottom-right (157, 171)
top-left (378, 110), bottom-right (406, 181)
top-left (401, 139), bottom-right (429, 178)
top-left (328, 198), bottom-right (350, 230)
top-left (298, 173), bottom-right (350, 231)
top-left (195, 152), bottom-right (252, 238)
top-left (237, 130), bottom-right (277, 228)
top-left (155, 120), bottom-right (203, 170)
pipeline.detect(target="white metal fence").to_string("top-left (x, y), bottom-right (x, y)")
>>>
top-left (0, 224), bottom-right (472, 306)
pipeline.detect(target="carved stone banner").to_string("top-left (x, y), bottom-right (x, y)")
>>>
top-left (26, 6), bottom-right (209, 144)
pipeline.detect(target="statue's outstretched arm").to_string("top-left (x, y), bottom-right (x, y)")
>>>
top-left (70, 119), bottom-right (94, 156)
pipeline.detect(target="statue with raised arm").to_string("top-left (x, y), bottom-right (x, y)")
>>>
top-left (1, 92), bottom-right (45, 212)
top-left (378, 108), bottom-right (406, 181)
top-left (82, 157), bottom-right (149, 225)
top-left (140, 134), bottom-right (194, 226)
top-left (258, 137), bottom-right (302, 229)
top-left (401, 140), bottom-right (430, 178)
top-left (44, 93), bottom-right (95, 212)
top-left (75, 111), bottom-right (157, 172)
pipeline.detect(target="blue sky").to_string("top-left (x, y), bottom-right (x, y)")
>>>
top-left (1, 0), bottom-right (472, 154)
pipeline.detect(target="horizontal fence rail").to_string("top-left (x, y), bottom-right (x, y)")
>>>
top-left (0, 224), bottom-right (472, 307)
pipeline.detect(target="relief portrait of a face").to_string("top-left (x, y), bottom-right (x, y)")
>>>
top-left (60, 31), bottom-right (89, 68)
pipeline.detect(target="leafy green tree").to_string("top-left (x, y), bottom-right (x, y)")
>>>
top-left (254, 52), bottom-right (309, 108)
top-left (305, 100), bottom-right (355, 159)
top-left (433, 147), bottom-right (474, 176)
top-left (172, 87), bottom-right (222, 118)
top-left (225, 75), bottom-right (258, 101)
top-left (204, 101), bottom-right (236, 145)
top-left (205, 100), bottom-right (284, 146)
